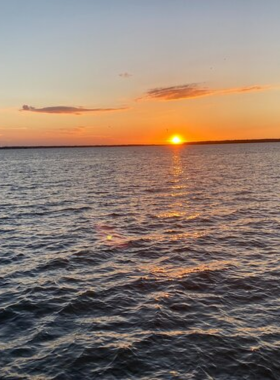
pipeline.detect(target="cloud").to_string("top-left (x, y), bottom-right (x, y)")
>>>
top-left (119, 72), bottom-right (132, 78)
top-left (222, 85), bottom-right (270, 94)
top-left (21, 105), bottom-right (127, 115)
top-left (141, 84), bottom-right (212, 101)
top-left (139, 83), bottom-right (271, 101)
top-left (58, 126), bottom-right (87, 134)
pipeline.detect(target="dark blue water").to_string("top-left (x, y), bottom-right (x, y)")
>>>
top-left (1, 143), bottom-right (280, 379)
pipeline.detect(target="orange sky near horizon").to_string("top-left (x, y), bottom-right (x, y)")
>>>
top-left (1, 87), bottom-right (279, 146)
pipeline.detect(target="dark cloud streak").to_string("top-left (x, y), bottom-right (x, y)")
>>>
top-left (21, 105), bottom-right (127, 115)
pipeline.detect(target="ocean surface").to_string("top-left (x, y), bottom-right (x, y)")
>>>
top-left (1, 143), bottom-right (280, 380)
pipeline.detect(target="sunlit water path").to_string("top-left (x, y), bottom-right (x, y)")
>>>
top-left (1, 143), bottom-right (280, 379)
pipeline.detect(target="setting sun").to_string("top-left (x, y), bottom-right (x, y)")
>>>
top-left (170, 135), bottom-right (183, 145)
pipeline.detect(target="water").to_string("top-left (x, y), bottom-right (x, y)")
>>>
top-left (1, 143), bottom-right (280, 379)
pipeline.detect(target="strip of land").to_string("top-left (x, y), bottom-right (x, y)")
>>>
top-left (1, 139), bottom-right (280, 149)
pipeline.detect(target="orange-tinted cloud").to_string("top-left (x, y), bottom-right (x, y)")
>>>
top-left (141, 84), bottom-right (211, 100)
top-left (58, 126), bottom-right (87, 134)
top-left (21, 105), bottom-right (127, 115)
top-left (222, 85), bottom-right (270, 94)
top-left (139, 83), bottom-right (271, 101)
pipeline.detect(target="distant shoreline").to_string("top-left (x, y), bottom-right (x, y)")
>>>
top-left (1, 138), bottom-right (280, 149)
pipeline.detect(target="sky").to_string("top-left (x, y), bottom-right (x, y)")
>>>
top-left (0, 0), bottom-right (279, 146)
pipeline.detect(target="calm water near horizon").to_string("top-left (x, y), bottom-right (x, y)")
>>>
top-left (1, 143), bottom-right (280, 379)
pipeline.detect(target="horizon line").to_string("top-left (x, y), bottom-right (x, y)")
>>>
top-left (1, 138), bottom-right (280, 149)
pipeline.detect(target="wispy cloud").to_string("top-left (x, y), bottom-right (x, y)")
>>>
top-left (58, 126), bottom-right (87, 134)
top-left (21, 105), bottom-right (128, 115)
top-left (138, 83), bottom-right (271, 101)
top-left (56, 127), bottom-right (120, 141)
top-left (221, 85), bottom-right (270, 94)
top-left (119, 72), bottom-right (132, 78)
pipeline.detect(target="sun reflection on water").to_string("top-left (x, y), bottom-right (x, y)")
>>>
top-left (141, 260), bottom-right (234, 281)
top-left (172, 147), bottom-right (183, 179)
